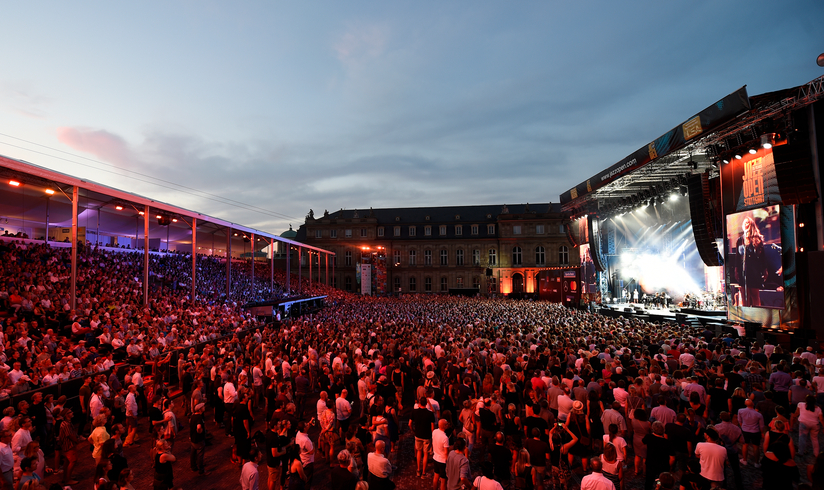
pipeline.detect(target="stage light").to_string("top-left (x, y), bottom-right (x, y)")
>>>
top-left (761, 134), bottom-right (773, 149)
top-left (734, 153), bottom-right (742, 160)
top-left (115, 205), bottom-right (123, 211)
top-left (800, 223), bottom-right (805, 228)
top-left (139, 211), bottom-right (145, 216)
top-left (722, 158), bottom-right (729, 164)
top-left (156, 215), bottom-right (162, 219)
top-left (8, 180), bottom-right (20, 187)
top-left (45, 189), bottom-right (55, 195)
top-left (670, 194), bottom-right (678, 201)
top-left (748, 148), bottom-right (757, 155)
top-left (172, 218), bottom-right (178, 223)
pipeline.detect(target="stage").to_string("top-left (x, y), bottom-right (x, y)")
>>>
top-left (597, 301), bottom-right (729, 329)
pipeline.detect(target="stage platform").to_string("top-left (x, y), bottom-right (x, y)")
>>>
top-left (597, 302), bottom-right (729, 328)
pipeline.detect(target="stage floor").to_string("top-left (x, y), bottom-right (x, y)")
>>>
top-left (599, 301), bottom-right (728, 325)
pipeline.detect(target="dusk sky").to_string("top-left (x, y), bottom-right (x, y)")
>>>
top-left (1, 2), bottom-right (822, 234)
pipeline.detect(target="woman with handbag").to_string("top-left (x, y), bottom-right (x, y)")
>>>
top-left (564, 400), bottom-right (591, 472)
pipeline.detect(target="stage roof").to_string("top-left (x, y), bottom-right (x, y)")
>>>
top-left (560, 75), bottom-right (824, 215)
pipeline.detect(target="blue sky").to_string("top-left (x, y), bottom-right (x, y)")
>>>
top-left (1, 1), bottom-right (822, 233)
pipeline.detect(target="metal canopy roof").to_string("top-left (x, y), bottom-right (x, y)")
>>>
top-left (0, 153), bottom-right (334, 255)
top-left (562, 75), bottom-right (824, 218)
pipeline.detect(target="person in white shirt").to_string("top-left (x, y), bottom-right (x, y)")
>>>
top-left (124, 385), bottom-right (139, 446)
top-left (580, 459), bottom-right (615, 490)
top-left (240, 446), bottom-right (262, 490)
top-left (89, 386), bottom-right (106, 419)
top-left (694, 428), bottom-right (728, 486)
top-left (11, 418), bottom-right (32, 473)
top-left (295, 421), bottom-right (315, 485)
top-left (432, 419), bottom-right (450, 490)
top-left (8, 364), bottom-right (23, 385)
top-left (335, 390), bottom-right (352, 437)
top-left (0, 430), bottom-right (13, 490)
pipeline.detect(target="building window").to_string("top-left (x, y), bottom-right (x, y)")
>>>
top-left (315, 229), bottom-right (322, 238)
top-left (456, 249), bottom-right (464, 265)
top-left (559, 225), bottom-right (565, 234)
top-left (536, 224), bottom-right (545, 235)
top-left (425, 276), bottom-right (432, 291)
top-left (440, 277), bottom-right (448, 291)
top-left (409, 226), bottom-right (416, 237)
top-left (455, 225), bottom-right (462, 236)
top-left (377, 227), bottom-right (384, 237)
top-left (512, 246), bottom-right (522, 265)
top-left (535, 246), bottom-right (546, 265)
top-left (393, 250), bottom-right (401, 265)
top-left (471, 225), bottom-right (479, 235)
top-left (330, 229), bottom-right (337, 238)
top-left (345, 229), bottom-right (352, 238)
top-left (439, 225), bottom-right (447, 236)
top-left (345, 276), bottom-right (352, 291)
top-left (559, 246), bottom-right (569, 265)
top-left (345, 251), bottom-right (352, 266)
top-left (409, 276), bottom-right (417, 292)
top-left (440, 249), bottom-right (448, 265)
top-left (394, 226), bottom-right (401, 237)
top-left (513, 225), bottom-right (521, 235)
top-left (394, 276), bottom-right (401, 291)
top-left (457, 276), bottom-right (463, 287)
top-left (361, 228), bottom-right (367, 237)
top-left (488, 249), bottom-right (497, 265)
top-left (490, 277), bottom-right (497, 292)
top-left (425, 226), bottom-right (431, 236)
top-left (425, 250), bottom-right (432, 265)
top-left (487, 224), bottom-right (495, 234)
top-left (409, 249), bottom-right (417, 265)
top-left (473, 276), bottom-right (480, 289)
top-left (472, 249), bottom-right (480, 265)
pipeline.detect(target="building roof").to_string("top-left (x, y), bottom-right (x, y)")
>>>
top-left (315, 203), bottom-right (562, 224)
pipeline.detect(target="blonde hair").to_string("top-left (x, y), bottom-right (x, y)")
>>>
top-left (515, 448), bottom-right (530, 475)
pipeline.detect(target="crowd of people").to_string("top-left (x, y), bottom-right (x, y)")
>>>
top-left (0, 237), bottom-right (822, 490)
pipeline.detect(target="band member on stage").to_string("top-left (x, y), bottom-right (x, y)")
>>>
top-left (735, 216), bottom-right (782, 307)
top-left (632, 289), bottom-right (638, 303)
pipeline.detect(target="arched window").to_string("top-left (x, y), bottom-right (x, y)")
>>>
top-left (440, 277), bottom-right (448, 291)
top-left (559, 246), bottom-right (569, 265)
top-left (345, 276), bottom-right (353, 291)
top-left (535, 246), bottom-right (545, 265)
top-left (512, 246), bottom-right (522, 265)
top-left (408, 249), bottom-right (417, 265)
top-left (409, 276), bottom-right (417, 291)
top-left (456, 249), bottom-right (464, 265)
top-left (393, 276), bottom-right (401, 291)
top-left (488, 249), bottom-right (497, 266)
top-left (440, 249), bottom-right (448, 265)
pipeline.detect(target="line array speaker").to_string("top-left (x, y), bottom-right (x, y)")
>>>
top-left (687, 173), bottom-right (724, 267)
top-left (587, 216), bottom-right (606, 272)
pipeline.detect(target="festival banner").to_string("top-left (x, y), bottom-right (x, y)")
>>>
top-left (360, 264), bottom-right (371, 295)
top-left (729, 147), bottom-right (781, 212)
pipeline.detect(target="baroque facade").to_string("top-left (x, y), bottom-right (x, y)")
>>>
top-left (295, 203), bottom-right (577, 295)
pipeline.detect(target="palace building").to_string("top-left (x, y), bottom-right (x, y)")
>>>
top-left (295, 203), bottom-right (576, 296)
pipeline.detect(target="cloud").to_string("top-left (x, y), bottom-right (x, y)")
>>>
top-left (57, 127), bottom-right (135, 168)
top-left (0, 80), bottom-right (51, 119)
top-left (333, 22), bottom-right (390, 69)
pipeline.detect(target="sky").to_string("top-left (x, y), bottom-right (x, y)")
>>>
top-left (1, 1), bottom-right (822, 234)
